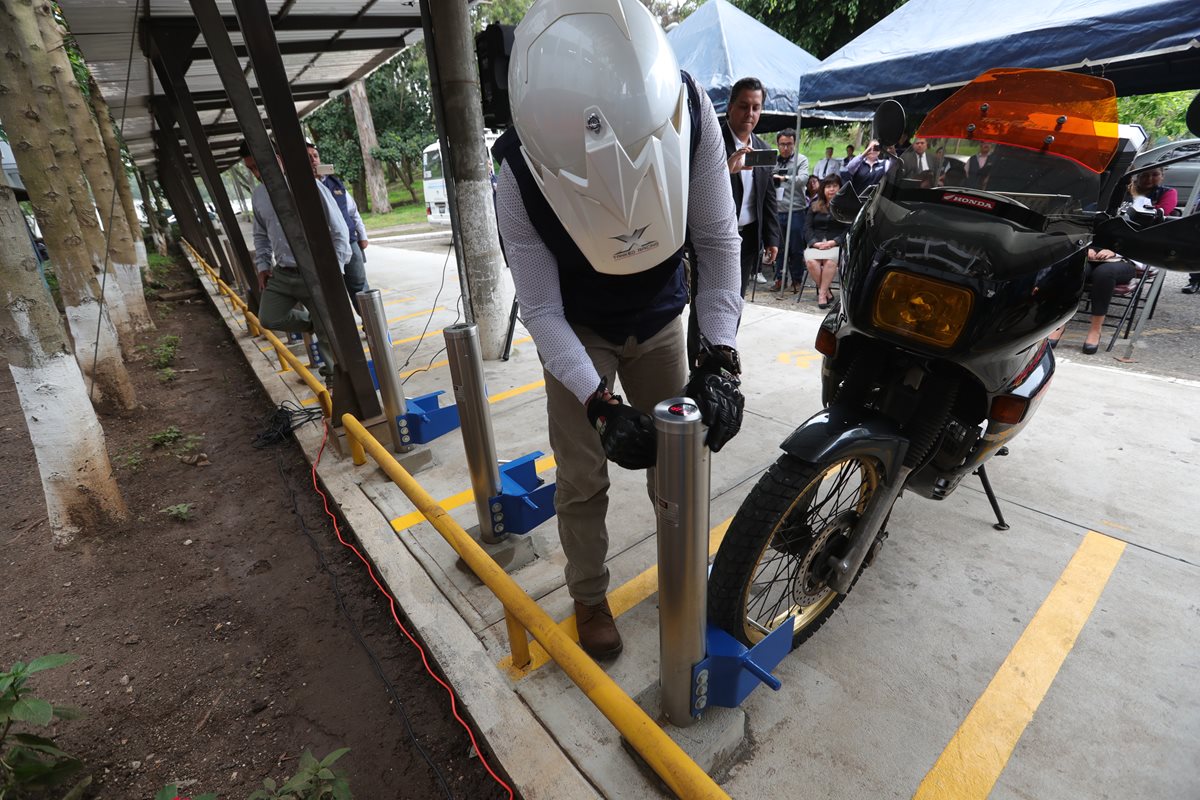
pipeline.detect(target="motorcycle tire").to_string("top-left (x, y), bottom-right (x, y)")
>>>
top-left (708, 451), bottom-right (883, 650)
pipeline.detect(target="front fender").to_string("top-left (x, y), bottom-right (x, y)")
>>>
top-left (780, 406), bottom-right (910, 485)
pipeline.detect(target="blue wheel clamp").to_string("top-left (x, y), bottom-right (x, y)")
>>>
top-left (691, 617), bottom-right (794, 715)
top-left (487, 451), bottom-right (556, 535)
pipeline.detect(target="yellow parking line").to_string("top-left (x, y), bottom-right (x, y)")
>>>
top-left (390, 455), bottom-right (557, 531)
top-left (388, 306), bottom-right (445, 325)
top-left (383, 295), bottom-right (416, 306)
top-left (488, 379), bottom-right (545, 404)
top-left (914, 530), bottom-right (1125, 800)
top-left (499, 517), bottom-right (733, 679)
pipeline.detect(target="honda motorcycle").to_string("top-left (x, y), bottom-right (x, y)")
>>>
top-left (708, 68), bottom-right (1200, 649)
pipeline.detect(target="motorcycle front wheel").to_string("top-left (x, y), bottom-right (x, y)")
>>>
top-left (708, 452), bottom-right (882, 650)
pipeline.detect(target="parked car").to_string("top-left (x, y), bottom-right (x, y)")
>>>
top-left (1132, 138), bottom-right (1200, 211)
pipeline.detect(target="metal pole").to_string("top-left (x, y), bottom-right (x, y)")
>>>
top-left (358, 289), bottom-right (412, 454)
top-left (654, 397), bottom-right (710, 727)
top-left (443, 323), bottom-right (504, 543)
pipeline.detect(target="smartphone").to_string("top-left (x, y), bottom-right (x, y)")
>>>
top-left (742, 149), bottom-right (778, 168)
top-left (316, 163), bottom-right (336, 176)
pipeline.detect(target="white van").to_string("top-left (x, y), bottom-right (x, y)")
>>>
top-left (423, 133), bottom-right (500, 226)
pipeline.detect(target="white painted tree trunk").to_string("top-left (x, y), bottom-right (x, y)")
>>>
top-left (37, 8), bottom-right (153, 333)
top-left (0, 184), bottom-right (128, 549)
top-left (0, 0), bottom-right (138, 409)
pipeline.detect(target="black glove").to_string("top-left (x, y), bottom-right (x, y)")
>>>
top-left (585, 379), bottom-right (657, 470)
top-left (685, 340), bottom-right (744, 453)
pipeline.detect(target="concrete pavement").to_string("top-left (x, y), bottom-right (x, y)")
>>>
top-left (195, 238), bottom-right (1200, 800)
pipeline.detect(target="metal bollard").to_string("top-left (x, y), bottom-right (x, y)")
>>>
top-left (654, 398), bottom-right (710, 727)
top-left (444, 324), bottom-right (505, 543)
top-left (358, 289), bottom-right (412, 453)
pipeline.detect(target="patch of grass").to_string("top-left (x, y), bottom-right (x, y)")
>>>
top-left (148, 426), bottom-right (183, 448)
top-left (144, 252), bottom-right (174, 288)
top-left (156, 303), bottom-right (173, 320)
top-left (159, 503), bottom-right (193, 522)
top-left (115, 450), bottom-right (144, 472)
top-left (360, 201), bottom-right (428, 231)
top-left (179, 433), bottom-right (205, 454)
top-left (156, 367), bottom-right (176, 383)
top-left (151, 334), bottom-right (180, 368)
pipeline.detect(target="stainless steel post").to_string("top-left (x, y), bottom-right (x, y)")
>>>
top-left (654, 398), bottom-right (710, 727)
top-left (358, 289), bottom-right (411, 453)
top-left (444, 323), bottom-right (505, 543)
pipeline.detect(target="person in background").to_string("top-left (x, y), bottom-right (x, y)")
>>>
top-left (813, 146), bottom-right (840, 180)
top-left (771, 128), bottom-right (808, 292)
top-left (723, 76), bottom-right (780, 295)
top-left (306, 141), bottom-right (369, 313)
top-left (839, 140), bottom-right (890, 194)
top-left (493, 0), bottom-right (745, 660)
top-left (804, 174), bottom-right (822, 205)
top-left (803, 175), bottom-right (849, 309)
top-left (901, 136), bottom-right (939, 179)
top-left (841, 143), bottom-right (856, 168)
top-left (242, 140), bottom-right (350, 372)
top-left (965, 141), bottom-right (994, 187)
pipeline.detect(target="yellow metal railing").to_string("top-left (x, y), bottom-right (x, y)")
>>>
top-left (185, 238), bottom-right (728, 798)
top-left (342, 414), bottom-right (730, 800)
top-left (183, 241), bottom-right (330, 418)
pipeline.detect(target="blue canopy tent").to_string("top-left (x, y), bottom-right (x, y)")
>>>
top-left (667, 0), bottom-right (821, 131)
top-left (798, 0), bottom-right (1200, 115)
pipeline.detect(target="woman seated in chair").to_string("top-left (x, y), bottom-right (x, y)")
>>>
top-left (1049, 246), bottom-right (1138, 354)
top-left (804, 174), bottom-right (822, 206)
top-left (803, 175), bottom-right (849, 309)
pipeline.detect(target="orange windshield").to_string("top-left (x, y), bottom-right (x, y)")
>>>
top-left (918, 68), bottom-right (1119, 173)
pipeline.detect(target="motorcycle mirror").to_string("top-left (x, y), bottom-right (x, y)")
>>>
top-left (1187, 91), bottom-right (1200, 136)
top-left (1094, 211), bottom-right (1200, 273)
top-left (872, 100), bottom-right (906, 149)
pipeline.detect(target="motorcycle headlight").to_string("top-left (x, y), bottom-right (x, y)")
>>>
top-left (872, 271), bottom-right (973, 347)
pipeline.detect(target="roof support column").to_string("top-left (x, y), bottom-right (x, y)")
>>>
top-left (420, 0), bottom-right (510, 359)
top-left (152, 108), bottom-right (232, 283)
top-left (155, 132), bottom-right (214, 268)
top-left (200, 0), bottom-right (380, 422)
top-left (149, 29), bottom-right (260, 306)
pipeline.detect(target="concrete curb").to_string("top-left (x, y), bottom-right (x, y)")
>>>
top-left (185, 252), bottom-right (600, 800)
top-left (371, 229), bottom-right (453, 245)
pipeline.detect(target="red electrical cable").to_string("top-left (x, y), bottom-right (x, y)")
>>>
top-left (310, 421), bottom-right (515, 800)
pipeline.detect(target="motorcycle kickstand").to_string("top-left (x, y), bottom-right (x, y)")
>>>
top-left (973, 463), bottom-right (1010, 531)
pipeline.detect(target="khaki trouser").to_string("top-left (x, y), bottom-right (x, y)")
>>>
top-left (257, 267), bottom-right (333, 369)
top-left (543, 317), bottom-right (687, 605)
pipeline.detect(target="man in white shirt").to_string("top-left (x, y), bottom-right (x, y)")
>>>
top-left (900, 136), bottom-right (939, 181)
top-left (813, 146), bottom-right (840, 180)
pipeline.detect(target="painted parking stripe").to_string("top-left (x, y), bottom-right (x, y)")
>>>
top-left (499, 517), bottom-right (733, 679)
top-left (913, 530), bottom-right (1125, 800)
top-left (488, 379), bottom-right (545, 404)
top-left (388, 306), bottom-right (445, 325)
top-left (390, 455), bottom-right (557, 532)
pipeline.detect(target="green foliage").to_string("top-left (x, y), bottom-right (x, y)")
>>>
top-left (0, 654), bottom-right (85, 797)
top-left (731, 0), bottom-right (908, 59)
top-left (156, 368), bottom-right (177, 383)
top-left (1117, 91), bottom-right (1195, 144)
top-left (179, 434), bottom-right (205, 454)
top-left (159, 503), bottom-right (193, 522)
top-left (115, 450), bottom-right (144, 472)
top-left (308, 97), bottom-right (366, 193)
top-left (639, 0), bottom-right (702, 28)
top-left (151, 335), bottom-right (181, 368)
top-left (149, 426), bottom-right (184, 447)
top-left (145, 252), bottom-right (173, 289)
top-left (247, 749), bottom-right (353, 800)
top-left (364, 49), bottom-right (437, 204)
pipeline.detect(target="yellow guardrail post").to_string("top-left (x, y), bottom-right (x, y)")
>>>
top-left (341, 414), bottom-right (730, 800)
top-left (504, 609), bottom-right (531, 669)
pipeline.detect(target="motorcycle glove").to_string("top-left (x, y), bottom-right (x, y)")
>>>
top-left (685, 341), bottom-right (745, 453)
top-left (585, 379), bottom-right (657, 470)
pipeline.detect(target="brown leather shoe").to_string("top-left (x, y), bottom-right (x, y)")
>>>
top-left (574, 600), bottom-right (623, 659)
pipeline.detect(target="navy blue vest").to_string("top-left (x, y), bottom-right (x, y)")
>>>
top-left (321, 175), bottom-right (357, 237)
top-left (493, 72), bottom-right (703, 345)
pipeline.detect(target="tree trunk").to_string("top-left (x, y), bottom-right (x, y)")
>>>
top-left (348, 79), bottom-right (391, 214)
top-left (39, 12), bottom-right (154, 332)
top-left (0, 0), bottom-right (138, 410)
top-left (0, 184), bottom-right (128, 548)
top-left (86, 71), bottom-right (155, 308)
top-left (351, 176), bottom-right (368, 216)
top-left (135, 168), bottom-right (169, 255)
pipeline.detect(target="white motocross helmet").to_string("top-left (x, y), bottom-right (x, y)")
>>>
top-left (509, 0), bottom-right (690, 275)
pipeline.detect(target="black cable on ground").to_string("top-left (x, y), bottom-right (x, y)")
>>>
top-left (397, 239), bottom-right (461, 383)
top-left (257, 403), bottom-right (455, 800)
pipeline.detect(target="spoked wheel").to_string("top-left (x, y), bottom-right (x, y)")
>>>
top-left (709, 453), bottom-right (882, 649)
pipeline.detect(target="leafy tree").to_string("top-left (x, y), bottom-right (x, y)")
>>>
top-left (1117, 91), bottom-right (1195, 144)
top-left (307, 96), bottom-right (365, 202)
top-left (731, 0), bottom-right (908, 59)
top-left (364, 49), bottom-right (436, 203)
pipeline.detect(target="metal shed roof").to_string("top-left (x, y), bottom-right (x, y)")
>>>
top-left (58, 0), bottom-right (456, 178)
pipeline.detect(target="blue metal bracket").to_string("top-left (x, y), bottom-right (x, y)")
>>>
top-left (400, 391), bottom-right (460, 445)
top-left (486, 451), bottom-right (556, 536)
top-left (692, 618), bottom-right (794, 715)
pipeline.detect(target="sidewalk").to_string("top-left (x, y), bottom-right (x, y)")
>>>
top-left (193, 239), bottom-right (1200, 800)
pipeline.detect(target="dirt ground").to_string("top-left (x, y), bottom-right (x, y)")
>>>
top-left (0, 255), bottom-right (516, 799)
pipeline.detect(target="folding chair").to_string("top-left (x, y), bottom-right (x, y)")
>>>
top-left (1074, 261), bottom-right (1164, 351)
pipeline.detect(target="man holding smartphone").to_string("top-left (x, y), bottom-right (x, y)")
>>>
top-left (722, 76), bottom-right (780, 296)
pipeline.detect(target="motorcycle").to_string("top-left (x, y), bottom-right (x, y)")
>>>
top-left (708, 68), bottom-right (1200, 649)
